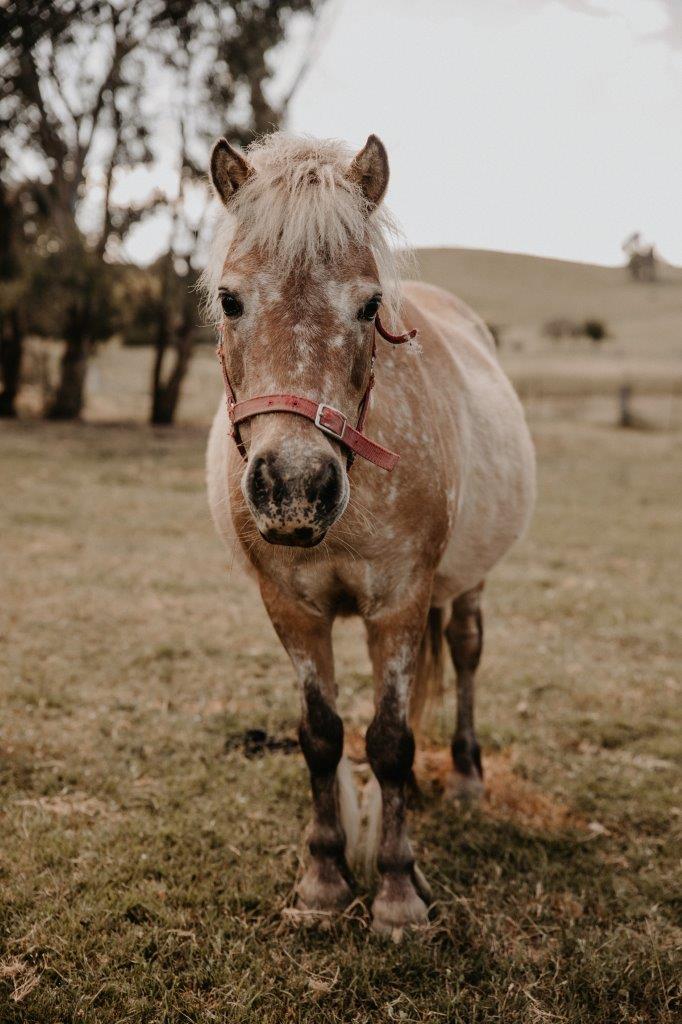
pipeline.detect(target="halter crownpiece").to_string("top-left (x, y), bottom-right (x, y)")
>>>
top-left (217, 313), bottom-right (418, 472)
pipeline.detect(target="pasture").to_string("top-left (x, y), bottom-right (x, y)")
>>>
top-left (2, 251), bottom-right (681, 1021)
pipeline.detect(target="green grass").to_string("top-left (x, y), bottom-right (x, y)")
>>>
top-left (1, 416), bottom-right (680, 1022)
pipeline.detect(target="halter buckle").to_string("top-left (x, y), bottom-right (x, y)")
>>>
top-left (314, 403), bottom-right (347, 441)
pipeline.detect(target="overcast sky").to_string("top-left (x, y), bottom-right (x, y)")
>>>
top-left (124, 0), bottom-right (682, 267)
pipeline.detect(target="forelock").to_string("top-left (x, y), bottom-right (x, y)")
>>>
top-left (200, 133), bottom-right (409, 326)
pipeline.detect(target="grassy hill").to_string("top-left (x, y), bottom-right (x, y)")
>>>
top-left (415, 247), bottom-right (682, 356)
top-left (413, 248), bottom-right (682, 410)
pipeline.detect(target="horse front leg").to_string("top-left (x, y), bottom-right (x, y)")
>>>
top-left (259, 579), bottom-right (355, 914)
top-left (365, 596), bottom-right (432, 935)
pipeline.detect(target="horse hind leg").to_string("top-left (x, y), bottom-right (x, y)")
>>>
top-left (444, 583), bottom-right (485, 800)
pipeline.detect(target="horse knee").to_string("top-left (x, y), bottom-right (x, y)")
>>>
top-left (298, 683), bottom-right (343, 777)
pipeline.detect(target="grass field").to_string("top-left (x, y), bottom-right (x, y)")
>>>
top-left (1, 404), bottom-right (680, 1021)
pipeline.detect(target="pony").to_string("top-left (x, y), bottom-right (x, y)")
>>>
top-left (204, 132), bottom-right (536, 935)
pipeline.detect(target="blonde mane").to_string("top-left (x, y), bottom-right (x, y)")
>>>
top-left (200, 133), bottom-right (409, 327)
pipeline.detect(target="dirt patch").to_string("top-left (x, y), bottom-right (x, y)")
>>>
top-left (345, 730), bottom-right (582, 833)
top-left (225, 728), bottom-right (299, 758)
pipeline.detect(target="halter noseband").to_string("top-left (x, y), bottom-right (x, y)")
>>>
top-left (217, 314), bottom-right (417, 473)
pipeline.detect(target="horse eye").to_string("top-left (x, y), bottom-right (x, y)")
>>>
top-left (220, 292), bottom-right (243, 319)
top-left (358, 296), bottom-right (381, 321)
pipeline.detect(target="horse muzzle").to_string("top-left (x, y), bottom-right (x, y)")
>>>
top-left (243, 448), bottom-right (348, 548)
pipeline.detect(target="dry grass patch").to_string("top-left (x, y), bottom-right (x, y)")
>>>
top-left (1, 413), bottom-right (680, 1023)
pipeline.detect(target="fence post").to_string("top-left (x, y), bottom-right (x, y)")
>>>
top-left (618, 385), bottom-right (634, 428)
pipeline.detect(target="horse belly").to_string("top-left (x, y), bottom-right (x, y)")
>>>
top-left (433, 372), bottom-right (536, 604)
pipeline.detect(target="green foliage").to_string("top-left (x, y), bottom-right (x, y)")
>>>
top-left (115, 259), bottom-right (211, 349)
top-left (25, 245), bottom-right (119, 343)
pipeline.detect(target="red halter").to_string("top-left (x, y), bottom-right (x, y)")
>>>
top-left (216, 314), bottom-right (417, 472)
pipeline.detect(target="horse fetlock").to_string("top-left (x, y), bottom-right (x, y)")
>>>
top-left (446, 770), bottom-right (485, 802)
top-left (448, 733), bottom-right (481, 794)
top-left (308, 821), bottom-right (346, 862)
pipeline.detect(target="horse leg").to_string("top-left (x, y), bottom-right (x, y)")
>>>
top-left (365, 598), bottom-right (432, 934)
top-left (444, 583), bottom-right (485, 800)
top-left (259, 579), bottom-right (355, 912)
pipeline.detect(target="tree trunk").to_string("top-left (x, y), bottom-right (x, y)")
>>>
top-left (47, 329), bottom-right (89, 420)
top-left (150, 324), bottom-right (194, 426)
top-left (0, 311), bottom-right (23, 418)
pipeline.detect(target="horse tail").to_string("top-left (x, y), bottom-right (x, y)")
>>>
top-left (409, 606), bottom-right (445, 731)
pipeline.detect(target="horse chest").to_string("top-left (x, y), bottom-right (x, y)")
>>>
top-left (259, 546), bottom-right (418, 620)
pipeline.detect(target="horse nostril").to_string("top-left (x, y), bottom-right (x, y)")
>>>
top-left (247, 452), bottom-right (289, 511)
top-left (248, 456), bottom-right (270, 509)
top-left (308, 458), bottom-right (342, 513)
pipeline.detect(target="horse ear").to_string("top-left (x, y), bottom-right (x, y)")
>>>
top-left (210, 138), bottom-right (253, 205)
top-left (347, 134), bottom-right (389, 209)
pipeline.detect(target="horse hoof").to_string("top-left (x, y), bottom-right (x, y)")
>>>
top-left (371, 876), bottom-right (429, 936)
top-left (446, 771), bottom-right (485, 803)
top-left (296, 865), bottom-right (353, 914)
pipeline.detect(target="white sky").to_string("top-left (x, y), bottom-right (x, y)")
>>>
top-left (124, 0), bottom-right (682, 267)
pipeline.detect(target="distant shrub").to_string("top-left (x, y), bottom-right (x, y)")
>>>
top-left (543, 316), bottom-right (610, 343)
top-left (543, 317), bottom-right (578, 339)
top-left (583, 318), bottom-right (608, 343)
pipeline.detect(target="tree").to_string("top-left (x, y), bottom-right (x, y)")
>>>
top-left (622, 231), bottom-right (658, 283)
top-left (0, 176), bottom-right (25, 417)
top-left (1, 0), bottom-right (325, 422)
top-left (0, 0), bottom-right (155, 418)
top-left (583, 318), bottom-right (607, 344)
top-left (141, 0), bottom-right (324, 425)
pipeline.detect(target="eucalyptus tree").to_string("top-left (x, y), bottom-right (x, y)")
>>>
top-left (0, 0), bottom-right (155, 418)
top-left (0, 0), bottom-right (324, 422)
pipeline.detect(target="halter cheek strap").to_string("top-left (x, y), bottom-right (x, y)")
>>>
top-left (217, 313), bottom-right (417, 473)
